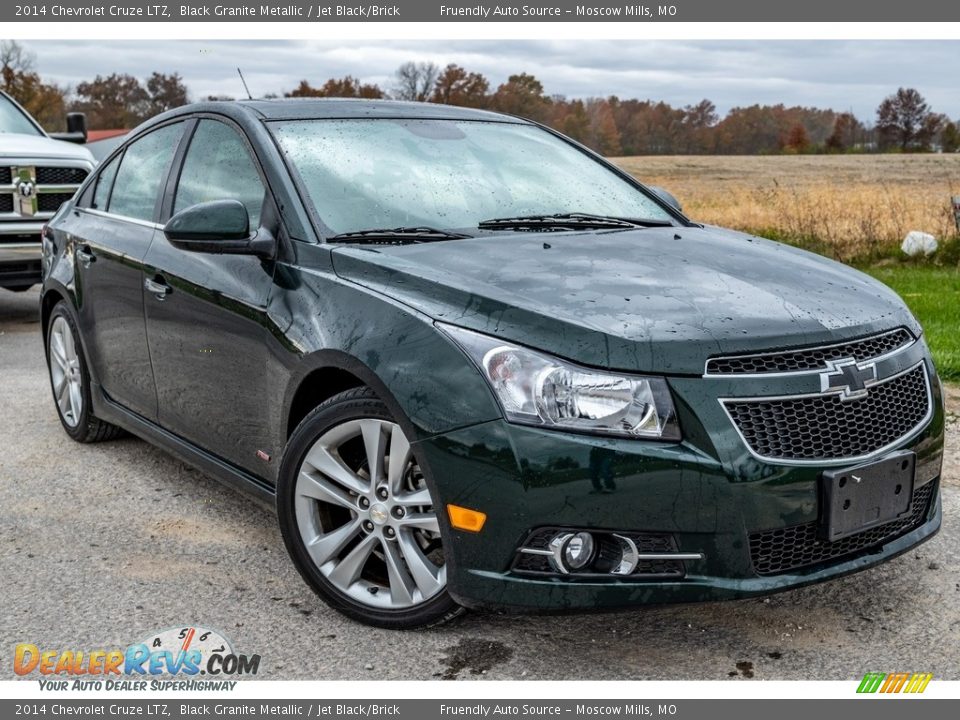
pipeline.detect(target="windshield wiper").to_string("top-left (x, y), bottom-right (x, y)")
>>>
top-left (477, 212), bottom-right (673, 231)
top-left (327, 226), bottom-right (472, 245)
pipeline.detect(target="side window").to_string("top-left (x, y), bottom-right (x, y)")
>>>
top-left (91, 154), bottom-right (120, 210)
top-left (175, 119), bottom-right (265, 228)
top-left (108, 122), bottom-right (184, 222)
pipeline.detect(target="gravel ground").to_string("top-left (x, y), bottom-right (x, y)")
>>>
top-left (1, 287), bottom-right (958, 681)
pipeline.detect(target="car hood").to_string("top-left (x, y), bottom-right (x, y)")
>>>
top-left (330, 226), bottom-right (918, 375)
top-left (0, 132), bottom-right (95, 163)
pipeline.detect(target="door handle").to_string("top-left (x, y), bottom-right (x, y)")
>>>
top-left (76, 246), bottom-right (96, 267)
top-left (144, 276), bottom-right (172, 301)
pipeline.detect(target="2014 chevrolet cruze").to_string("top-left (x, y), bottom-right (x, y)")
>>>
top-left (41, 100), bottom-right (944, 628)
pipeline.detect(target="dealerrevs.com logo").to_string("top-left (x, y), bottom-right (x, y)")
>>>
top-left (14, 626), bottom-right (261, 691)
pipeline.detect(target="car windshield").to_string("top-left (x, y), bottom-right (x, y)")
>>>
top-left (0, 94), bottom-right (43, 136)
top-left (270, 118), bottom-right (673, 236)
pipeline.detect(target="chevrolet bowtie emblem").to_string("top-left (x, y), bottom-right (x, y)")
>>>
top-left (820, 358), bottom-right (878, 401)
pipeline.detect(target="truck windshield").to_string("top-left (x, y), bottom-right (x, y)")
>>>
top-left (0, 94), bottom-right (43, 136)
top-left (270, 118), bottom-right (673, 236)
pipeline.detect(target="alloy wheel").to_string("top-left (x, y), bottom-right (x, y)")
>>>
top-left (293, 418), bottom-right (446, 610)
top-left (48, 315), bottom-right (83, 427)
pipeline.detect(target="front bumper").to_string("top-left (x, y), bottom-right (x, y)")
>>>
top-left (0, 237), bottom-right (42, 288)
top-left (414, 353), bottom-right (945, 612)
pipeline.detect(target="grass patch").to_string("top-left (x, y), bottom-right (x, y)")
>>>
top-left (860, 265), bottom-right (960, 382)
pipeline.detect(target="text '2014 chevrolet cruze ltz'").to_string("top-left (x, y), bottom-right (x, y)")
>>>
top-left (41, 100), bottom-right (944, 628)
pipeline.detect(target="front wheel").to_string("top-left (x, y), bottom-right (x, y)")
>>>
top-left (277, 387), bottom-right (463, 629)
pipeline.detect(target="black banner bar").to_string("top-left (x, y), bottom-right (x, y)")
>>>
top-left (4, 1), bottom-right (960, 23)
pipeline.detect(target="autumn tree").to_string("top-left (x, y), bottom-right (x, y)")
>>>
top-left (782, 123), bottom-right (810, 153)
top-left (393, 61), bottom-right (440, 101)
top-left (825, 112), bottom-right (863, 152)
top-left (585, 98), bottom-right (621, 156)
top-left (71, 74), bottom-right (149, 128)
top-left (145, 72), bottom-right (189, 117)
top-left (942, 121), bottom-right (960, 154)
top-left (490, 73), bottom-right (551, 123)
top-left (286, 76), bottom-right (383, 99)
top-left (681, 99), bottom-right (718, 153)
top-left (430, 64), bottom-right (489, 107)
top-left (0, 40), bottom-right (67, 130)
top-left (876, 88), bottom-right (944, 151)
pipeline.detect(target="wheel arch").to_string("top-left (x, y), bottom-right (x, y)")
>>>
top-left (283, 350), bottom-right (418, 443)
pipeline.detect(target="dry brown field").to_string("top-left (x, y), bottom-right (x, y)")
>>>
top-left (611, 154), bottom-right (960, 262)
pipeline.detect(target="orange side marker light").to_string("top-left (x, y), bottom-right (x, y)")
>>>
top-left (447, 504), bottom-right (487, 532)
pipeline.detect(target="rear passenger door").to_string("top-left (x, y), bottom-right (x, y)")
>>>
top-left (143, 117), bottom-right (277, 475)
top-left (69, 121), bottom-right (185, 420)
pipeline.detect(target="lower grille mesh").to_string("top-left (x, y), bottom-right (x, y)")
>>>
top-left (749, 480), bottom-right (936, 576)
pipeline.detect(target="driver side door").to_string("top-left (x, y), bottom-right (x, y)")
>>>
top-left (142, 117), bottom-right (278, 477)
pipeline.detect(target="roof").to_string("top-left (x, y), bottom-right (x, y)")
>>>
top-left (86, 129), bottom-right (128, 142)
top-left (182, 98), bottom-right (527, 123)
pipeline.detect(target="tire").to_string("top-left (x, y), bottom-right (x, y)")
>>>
top-left (277, 387), bottom-right (464, 629)
top-left (45, 302), bottom-right (124, 443)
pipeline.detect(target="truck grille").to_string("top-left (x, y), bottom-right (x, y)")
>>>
top-left (1, 164), bottom-right (88, 221)
top-left (706, 328), bottom-right (914, 375)
top-left (37, 193), bottom-right (74, 213)
top-left (35, 167), bottom-right (88, 185)
top-left (724, 363), bottom-right (930, 462)
top-left (749, 480), bottom-right (936, 576)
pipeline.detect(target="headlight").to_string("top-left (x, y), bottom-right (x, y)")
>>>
top-left (438, 324), bottom-right (681, 440)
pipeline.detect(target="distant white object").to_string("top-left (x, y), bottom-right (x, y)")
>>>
top-left (901, 231), bottom-right (938, 257)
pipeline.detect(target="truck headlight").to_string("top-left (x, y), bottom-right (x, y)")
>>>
top-left (439, 324), bottom-right (680, 440)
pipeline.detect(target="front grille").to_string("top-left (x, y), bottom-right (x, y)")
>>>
top-left (512, 529), bottom-right (685, 578)
top-left (36, 166), bottom-right (88, 185)
top-left (0, 167), bottom-right (10, 184)
top-left (37, 193), bottom-right (74, 213)
top-left (749, 480), bottom-right (936, 576)
top-left (724, 363), bottom-right (929, 461)
top-left (706, 328), bottom-right (914, 375)
top-left (0, 194), bottom-right (11, 213)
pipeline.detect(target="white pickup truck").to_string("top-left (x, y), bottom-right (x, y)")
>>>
top-left (1, 91), bottom-right (94, 291)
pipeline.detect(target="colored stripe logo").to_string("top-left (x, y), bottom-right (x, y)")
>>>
top-left (857, 672), bottom-right (933, 694)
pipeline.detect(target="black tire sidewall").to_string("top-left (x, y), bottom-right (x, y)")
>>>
top-left (277, 389), bottom-right (462, 629)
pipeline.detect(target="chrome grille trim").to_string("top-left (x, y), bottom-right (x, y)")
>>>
top-left (720, 361), bottom-right (933, 465)
top-left (0, 163), bottom-right (89, 225)
top-left (704, 328), bottom-right (915, 377)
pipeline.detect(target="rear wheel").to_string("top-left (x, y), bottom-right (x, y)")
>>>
top-left (277, 387), bottom-right (463, 629)
top-left (46, 303), bottom-right (124, 443)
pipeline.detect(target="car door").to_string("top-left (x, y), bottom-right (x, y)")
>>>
top-left (143, 117), bottom-right (277, 476)
top-left (69, 121), bottom-right (186, 421)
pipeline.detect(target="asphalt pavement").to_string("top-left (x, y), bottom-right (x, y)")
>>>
top-left (1, 287), bottom-right (958, 681)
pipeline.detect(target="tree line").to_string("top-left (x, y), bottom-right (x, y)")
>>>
top-left (2, 41), bottom-right (957, 155)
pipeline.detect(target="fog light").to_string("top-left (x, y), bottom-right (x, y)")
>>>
top-left (548, 531), bottom-right (597, 573)
top-left (564, 532), bottom-right (595, 570)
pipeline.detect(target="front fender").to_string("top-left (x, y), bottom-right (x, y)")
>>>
top-left (267, 251), bottom-right (503, 451)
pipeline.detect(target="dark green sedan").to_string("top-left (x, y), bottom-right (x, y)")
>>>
top-left (41, 99), bottom-right (944, 628)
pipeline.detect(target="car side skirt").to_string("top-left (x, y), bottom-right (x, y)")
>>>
top-left (90, 382), bottom-right (277, 512)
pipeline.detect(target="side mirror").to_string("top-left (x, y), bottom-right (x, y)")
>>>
top-left (163, 200), bottom-right (274, 257)
top-left (650, 186), bottom-right (683, 213)
top-left (50, 112), bottom-right (88, 144)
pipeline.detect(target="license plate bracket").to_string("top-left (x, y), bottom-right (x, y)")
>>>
top-left (821, 451), bottom-right (915, 541)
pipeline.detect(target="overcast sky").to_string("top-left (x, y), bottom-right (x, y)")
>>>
top-left (19, 40), bottom-right (960, 121)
